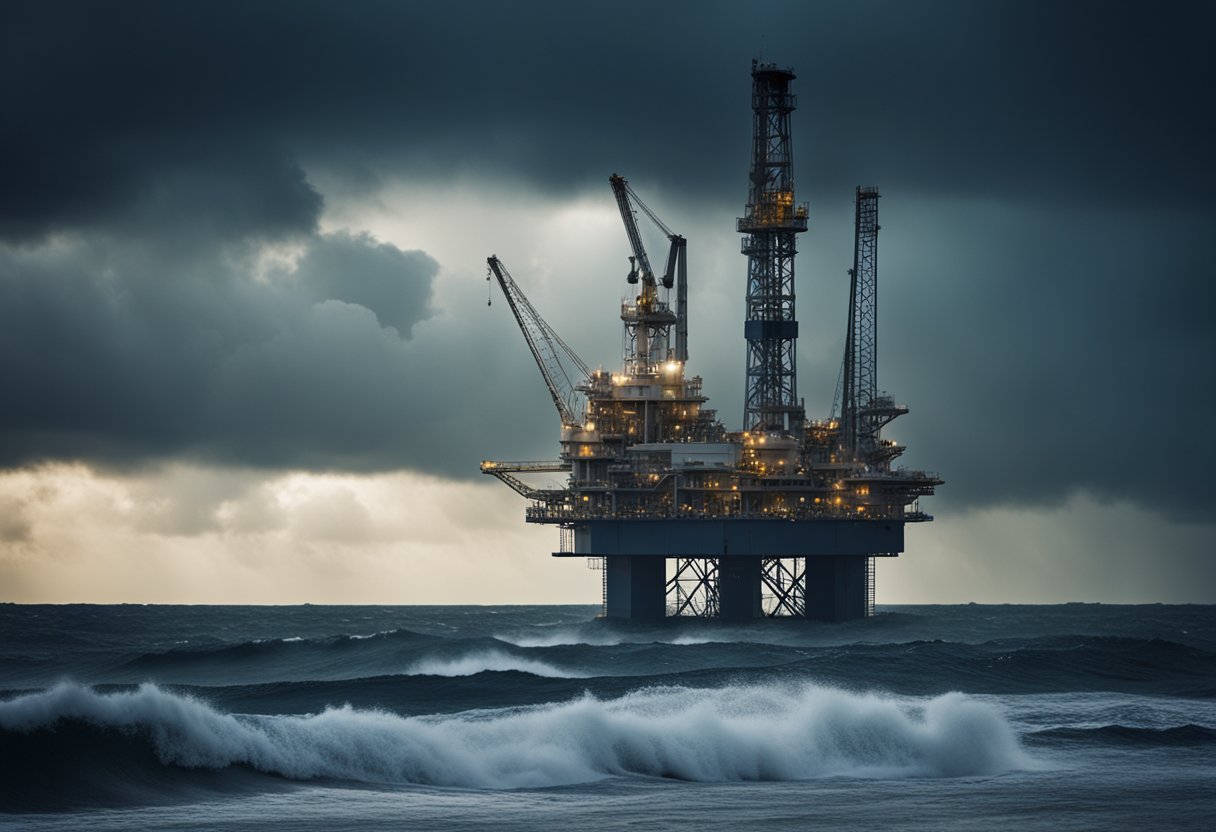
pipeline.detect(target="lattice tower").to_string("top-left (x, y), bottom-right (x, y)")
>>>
top-left (738, 61), bottom-right (808, 433)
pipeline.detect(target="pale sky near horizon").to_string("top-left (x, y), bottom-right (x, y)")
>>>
top-left (1, 0), bottom-right (1212, 604)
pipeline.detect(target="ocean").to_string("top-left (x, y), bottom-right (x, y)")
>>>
top-left (1, 603), bottom-right (1213, 830)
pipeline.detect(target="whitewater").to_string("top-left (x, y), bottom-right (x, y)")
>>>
top-left (1, 604), bottom-right (1213, 830)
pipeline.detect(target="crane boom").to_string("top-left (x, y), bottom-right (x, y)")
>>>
top-left (487, 255), bottom-right (589, 427)
top-left (611, 174), bottom-right (685, 292)
top-left (627, 178), bottom-right (683, 291)
top-left (609, 174), bottom-right (658, 287)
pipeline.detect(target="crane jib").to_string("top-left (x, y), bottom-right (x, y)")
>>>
top-left (486, 255), bottom-right (589, 428)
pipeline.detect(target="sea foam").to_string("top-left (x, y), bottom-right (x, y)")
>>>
top-left (0, 681), bottom-right (1032, 788)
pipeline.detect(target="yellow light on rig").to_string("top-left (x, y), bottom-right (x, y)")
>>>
top-left (585, 422), bottom-right (596, 432)
top-left (664, 361), bottom-right (679, 374)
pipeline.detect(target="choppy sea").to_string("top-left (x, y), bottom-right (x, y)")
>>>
top-left (1, 603), bottom-right (1213, 830)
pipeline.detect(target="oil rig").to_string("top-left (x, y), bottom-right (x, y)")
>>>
top-left (483, 61), bottom-right (941, 621)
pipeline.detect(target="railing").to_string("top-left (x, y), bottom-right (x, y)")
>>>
top-left (620, 300), bottom-right (675, 319)
top-left (526, 504), bottom-right (911, 523)
top-left (848, 468), bottom-right (942, 482)
top-left (481, 460), bottom-right (569, 473)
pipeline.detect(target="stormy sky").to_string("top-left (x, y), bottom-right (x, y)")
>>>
top-left (1, 0), bottom-right (1212, 603)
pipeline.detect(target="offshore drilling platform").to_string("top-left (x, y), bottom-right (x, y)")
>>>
top-left (483, 61), bottom-right (941, 621)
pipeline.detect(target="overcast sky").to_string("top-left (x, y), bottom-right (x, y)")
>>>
top-left (2, 0), bottom-right (1212, 604)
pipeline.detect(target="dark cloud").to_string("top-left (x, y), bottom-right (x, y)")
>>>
top-left (869, 200), bottom-right (1215, 523)
top-left (0, 229), bottom-right (529, 477)
top-left (2, 0), bottom-right (1212, 245)
top-left (291, 231), bottom-right (434, 334)
top-left (0, 0), bottom-right (1212, 526)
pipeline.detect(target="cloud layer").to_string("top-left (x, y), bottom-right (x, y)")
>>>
top-left (1, 0), bottom-right (1212, 532)
top-left (4, 0), bottom-right (1212, 245)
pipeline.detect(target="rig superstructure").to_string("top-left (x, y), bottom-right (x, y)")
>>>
top-left (483, 61), bottom-right (941, 621)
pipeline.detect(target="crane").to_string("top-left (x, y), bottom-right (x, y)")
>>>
top-left (486, 255), bottom-right (589, 428)
top-left (608, 174), bottom-right (690, 363)
top-left (609, 174), bottom-right (685, 290)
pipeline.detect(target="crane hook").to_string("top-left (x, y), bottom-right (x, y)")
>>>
top-left (486, 266), bottom-right (492, 306)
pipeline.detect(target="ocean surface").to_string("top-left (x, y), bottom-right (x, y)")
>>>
top-left (1, 603), bottom-right (1214, 830)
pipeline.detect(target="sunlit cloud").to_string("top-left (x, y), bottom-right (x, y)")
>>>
top-left (0, 463), bottom-right (596, 605)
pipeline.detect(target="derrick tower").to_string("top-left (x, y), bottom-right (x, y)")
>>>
top-left (840, 187), bottom-right (907, 465)
top-left (842, 187), bottom-right (879, 455)
top-left (739, 61), bottom-right (808, 434)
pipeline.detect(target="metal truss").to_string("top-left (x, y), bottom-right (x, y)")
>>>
top-left (739, 62), bottom-right (807, 434)
top-left (666, 558), bottom-right (719, 617)
top-left (842, 187), bottom-right (881, 454)
top-left (761, 557), bottom-right (806, 617)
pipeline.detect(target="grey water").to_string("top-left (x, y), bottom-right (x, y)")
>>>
top-left (1, 604), bottom-right (1214, 830)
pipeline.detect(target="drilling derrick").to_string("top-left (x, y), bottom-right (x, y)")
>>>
top-left (482, 61), bottom-right (942, 623)
top-left (839, 188), bottom-right (909, 470)
top-left (739, 61), bottom-right (808, 434)
top-left (841, 188), bottom-right (878, 456)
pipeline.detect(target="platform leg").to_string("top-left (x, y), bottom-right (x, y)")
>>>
top-left (604, 556), bottom-right (666, 620)
top-left (718, 556), bottom-right (762, 620)
top-left (804, 556), bottom-right (868, 621)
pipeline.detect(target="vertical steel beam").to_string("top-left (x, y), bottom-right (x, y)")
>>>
top-left (718, 556), bottom-right (762, 620)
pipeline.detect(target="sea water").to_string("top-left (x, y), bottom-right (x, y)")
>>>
top-left (1, 604), bottom-right (1213, 829)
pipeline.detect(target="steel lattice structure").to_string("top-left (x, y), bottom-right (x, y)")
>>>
top-left (738, 61), bottom-right (808, 433)
top-left (667, 558), bottom-right (719, 617)
top-left (842, 187), bottom-right (880, 454)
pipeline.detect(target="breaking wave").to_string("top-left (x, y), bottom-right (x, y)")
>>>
top-left (0, 680), bottom-right (1031, 809)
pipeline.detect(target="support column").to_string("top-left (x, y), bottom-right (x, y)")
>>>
top-left (718, 556), bottom-right (762, 620)
top-left (805, 556), bottom-right (868, 621)
top-left (604, 556), bottom-right (666, 620)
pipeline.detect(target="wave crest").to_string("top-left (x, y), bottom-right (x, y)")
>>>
top-left (403, 649), bottom-right (585, 678)
top-left (0, 681), bottom-right (1031, 795)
